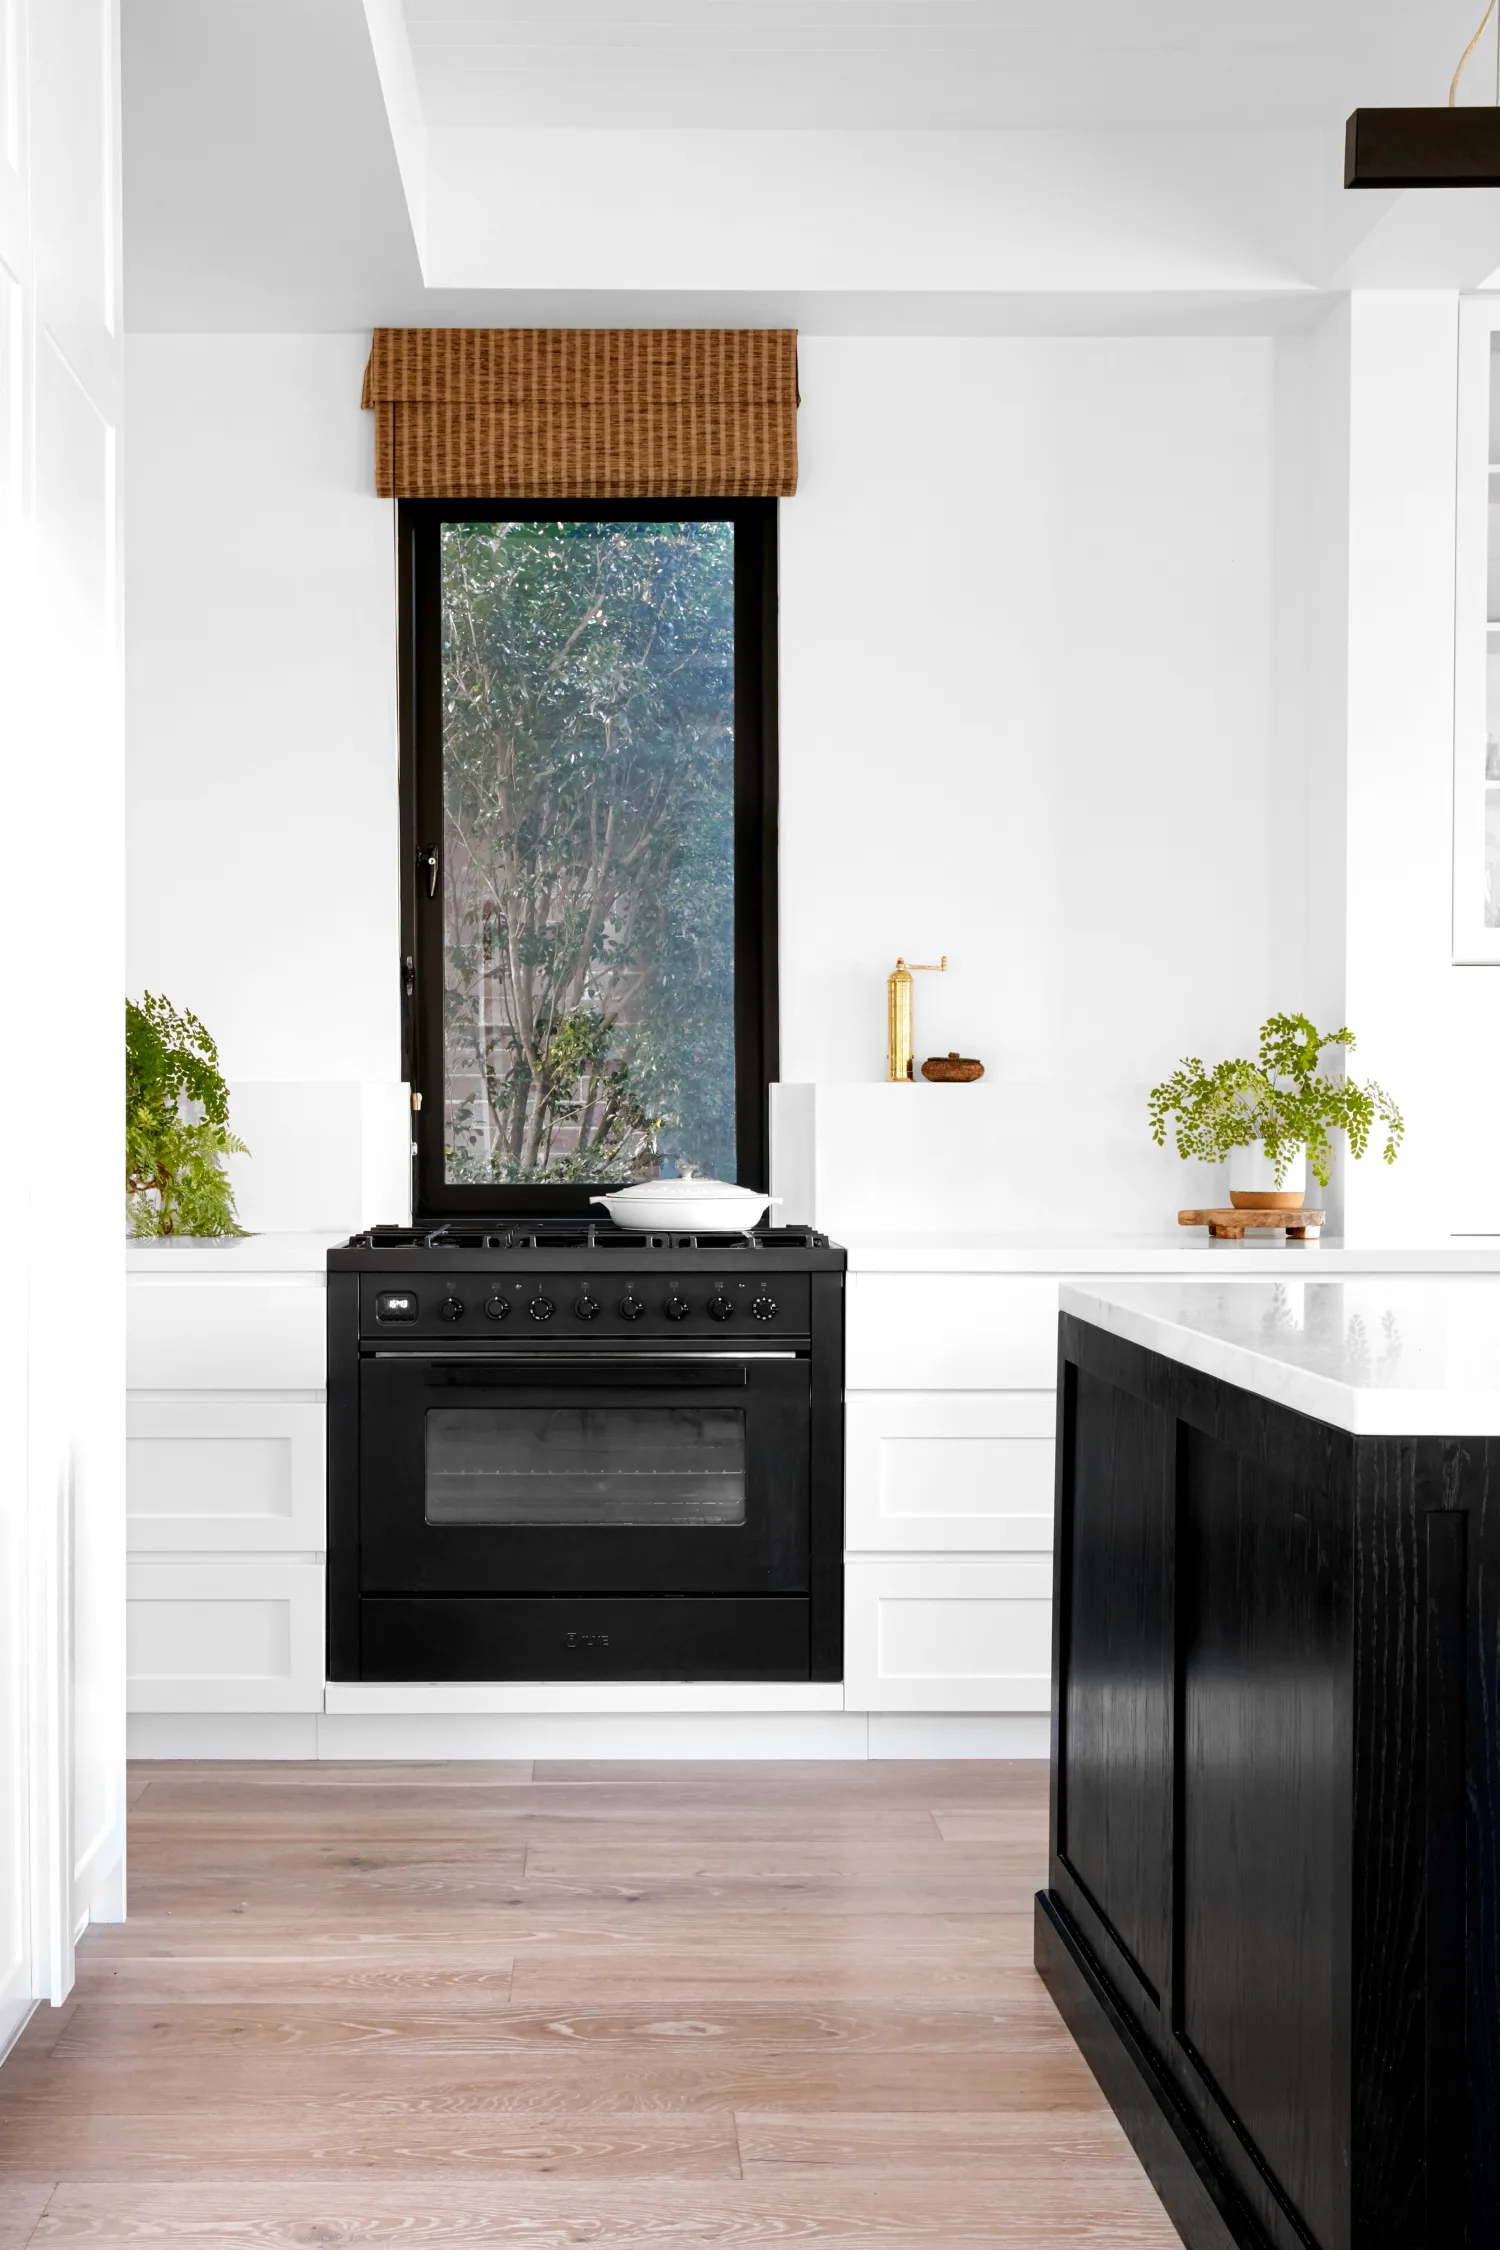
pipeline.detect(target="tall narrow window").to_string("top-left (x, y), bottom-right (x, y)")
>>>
top-left (401, 500), bottom-right (777, 1215)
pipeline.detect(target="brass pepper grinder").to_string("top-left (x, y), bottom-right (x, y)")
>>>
top-left (887, 956), bottom-right (946, 1082)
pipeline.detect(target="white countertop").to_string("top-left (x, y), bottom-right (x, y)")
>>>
top-left (126, 1231), bottom-right (1500, 1283)
top-left (1061, 1278), bottom-right (1500, 1435)
top-left (127, 1232), bottom-right (345, 1274)
top-left (844, 1231), bottom-right (1500, 1274)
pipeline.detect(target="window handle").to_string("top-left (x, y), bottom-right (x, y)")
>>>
top-left (402, 955), bottom-right (415, 999)
top-left (420, 845), bottom-right (439, 898)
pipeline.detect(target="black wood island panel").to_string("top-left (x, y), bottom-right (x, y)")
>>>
top-left (1036, 1311), bottom-right (1500, 2250)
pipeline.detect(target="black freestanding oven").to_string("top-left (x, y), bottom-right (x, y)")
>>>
top-left (327, 1221), bottom-right (845, 1682)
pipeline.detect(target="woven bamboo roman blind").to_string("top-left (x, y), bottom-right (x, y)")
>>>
top-left (360, 328), bottom-right (799, 500)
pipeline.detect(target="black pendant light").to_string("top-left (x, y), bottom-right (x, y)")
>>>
top-left (1346, 1), bottom-right (1500, 186)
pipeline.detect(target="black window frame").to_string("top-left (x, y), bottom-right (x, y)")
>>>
top-left (397, 496), bottom-right (780, 1220)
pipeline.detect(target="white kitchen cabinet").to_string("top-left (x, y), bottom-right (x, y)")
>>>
top-left (844, 1557), bottom-right (1054, 1713)
top-left (836, 1241), bottom-right (1480, 1723)
top-left (845, 1390), bottom-right (1054, 1553)
top-left (126, 1243), bottom-right (329, 1733)
top-left (127, 1277), bottom-right (326, 1390)
top-left (843, 1267), bottom-right (1059, 1720)
top-left (127, 1560), bottom-right (326, 1714)
top-left (846, 1272), bottom-right (1059, 1390)
top-left (127, 1401), bottom-right (326, 1554)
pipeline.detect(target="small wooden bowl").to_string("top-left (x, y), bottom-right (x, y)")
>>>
top-left (1228, 1190), bottom-right (1306, 1211)
top-left (921, 1052), bottom-right (984, 1083)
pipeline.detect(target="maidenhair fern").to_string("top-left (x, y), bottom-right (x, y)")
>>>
top-left (1148, 1012), bottom-right (1403, 1189)
top-left (126, 993), bottom-right (247, 1236)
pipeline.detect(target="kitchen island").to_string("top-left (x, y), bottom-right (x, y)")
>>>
top-left (1036, 1280), bottom-right (1500, 2250)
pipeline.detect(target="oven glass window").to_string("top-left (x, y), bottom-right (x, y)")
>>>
top-left (424, 1406), bottom-right (747, 1527)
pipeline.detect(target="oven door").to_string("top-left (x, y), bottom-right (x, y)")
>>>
top-left (358, 1350), bottom-right (810, 1596)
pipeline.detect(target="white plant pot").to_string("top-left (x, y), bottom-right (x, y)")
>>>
top-left (1227, 1144), bottom-right (1306, 1209)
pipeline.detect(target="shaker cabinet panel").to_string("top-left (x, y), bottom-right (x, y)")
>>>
top-left (846, 1391), bottom-right (1054, 1552)
top-left (1176, 1423), bottom-right (1348, 2250)
top-left (847, 1276), bottom-right (1060, 1390)
top-left (1058, 1365), bottom-right (1174, 2007)
top-left (126, 1561), bottom-right (325, 1713)
top-left (845, 1557), bottom-right (1053, 1711)
top-left (127, 1280), bottom-right (326, 1390)
top-left (126, 1402), bottom-right (326, 1553)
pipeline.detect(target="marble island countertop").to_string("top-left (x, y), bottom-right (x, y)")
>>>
top-left (1062, 1277), bottom-right (1500, 1435)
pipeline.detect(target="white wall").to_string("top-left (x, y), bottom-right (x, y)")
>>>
top-left (424, 128), bottom-right (1326, 295)
top-left (1336, 291), bottom-right (1500, 1243)
top-left (126, 329), bottom-right (1306, 1236)
top-left (125, 334), bottom-right (408, 1226)
top-left (779, 334), bottom-right (1305, 1227)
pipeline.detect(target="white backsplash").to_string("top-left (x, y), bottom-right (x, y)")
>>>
top-left (771, 1080), bottom-right (1221, 1239)
top-left (222, 1081), bottom-right (411, 1234)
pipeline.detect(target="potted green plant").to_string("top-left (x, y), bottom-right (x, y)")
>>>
top-left (126, 992), bottom-right (248, 1236)
top-left (1148, 1012), bottom-right (1403, 1208)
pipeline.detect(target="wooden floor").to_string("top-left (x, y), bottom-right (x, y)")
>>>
top-left (0, 1759), bottom-right (1176, 2247)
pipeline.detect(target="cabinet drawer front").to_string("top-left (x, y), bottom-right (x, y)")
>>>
top-left (127, 1280), bottom-right (326, 1390)
top-left (847, 1276), bottom-right (1059, 1390)
top-left (126, 1561), bottom-right (324, 1713)
top-left (845, 1557), bottom-right (1053, 1712)
top-left (847, 1392), bottom-right (1055, 1552)
top-left (127, 1402), bottom-right (326, 1553)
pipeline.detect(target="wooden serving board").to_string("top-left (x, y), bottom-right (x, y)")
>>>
top-left (1178, 1207), bottom-right (1325, 1241)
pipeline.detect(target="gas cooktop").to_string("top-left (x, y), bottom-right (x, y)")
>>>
top-left (347, 1219), bottom-right (834, 1254)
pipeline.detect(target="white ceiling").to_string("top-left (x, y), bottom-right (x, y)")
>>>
top-left (121, 0), bottom-right (1500, 329)
top-left (401, 0), bottom-right (1489, 131)
top-left (124, 0), bottom-right (426, 327)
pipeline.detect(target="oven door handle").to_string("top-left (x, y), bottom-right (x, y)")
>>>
top-left (372, 1352), bottom-right (798, 1365)
top-left (374, 1354), bottom-right (802, 1388)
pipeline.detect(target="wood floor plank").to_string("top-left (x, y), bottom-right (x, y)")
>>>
top-left (0, 1759), bottom-right (1170, 2246)
top-left (123, 1862), bottom-right (1044, 1923)
top-left (29, 2177), bottom-right (1180, 2245)
top-left (2, 2035), bottom-right (1098, 2121)
top-left (506, 1946), bottom-right (1038, 2005)
top-left (68, 1962), bottom-right (517, 2007)
top-left (0, 2180), bottom-right (53, 2250)
top-left (6, 2008), bottom-right (74, 2060)
top-left (529, 1760), bottom-right (1049, 1800)
top-left (82, 1922), bottom-right (1039, 1972)
top-left (516, 1842), bottom-right (1029, 1879)
top-left (128, 1796), bottom-right (541, 1839)
top-left (130, 1761), bottom-right (536, 1789)
top-left (2, 2067), bottom-right (1100, 2126)
top-left (736, 2109), bottom-right (1139, 2171)
top-left (931, 1809), bottom-right (1051, 1844)
top-left (75, 1922), bottom-right (522, 1962)
top-left (0, 2108), bottom-right (741, 2180)
top-left (37, 1999), bottom-right (1070, 2057)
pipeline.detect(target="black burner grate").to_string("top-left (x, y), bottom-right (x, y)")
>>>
top-left (351, 1219), bottom-right (830, 1253)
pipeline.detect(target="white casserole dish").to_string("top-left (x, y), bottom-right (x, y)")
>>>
top-left (591, 1180), bottom-right (777, 1233)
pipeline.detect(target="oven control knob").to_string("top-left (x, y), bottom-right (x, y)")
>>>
top-left (483, 1295), bottom-right (511, 1322)
top-left (708, 1294), bottom-right (734, 1321)
top-left (664, 1295), bottom-right (691, 1321)
top-left (751, 1295), bottom-right (778, 1322)
top-left (439, 1297), bottom-right (465, 1322)
top-left (574, 1295), bottom-right (601, 1321)
top-left (528, 1295), bottom-right (556, 1322)
top-left (618, 1293), bottom-right (646, 1321)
